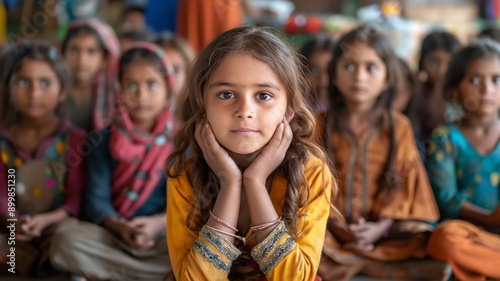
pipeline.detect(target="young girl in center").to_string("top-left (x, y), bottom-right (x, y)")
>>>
top-left (316, 25), bottom-right (445, 281)
top-left (61, 18), bottom-right (120, 132)
top-left (426, 38), bottom-right (500, 281)
top-left (166, 26), bottom-right (335, 280)
top-left (50, 42), bottom-right (176, 280)
top-left (0, 42), bottom-right (86, 277)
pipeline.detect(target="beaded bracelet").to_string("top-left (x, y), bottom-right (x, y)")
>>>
top-left (250, 217), bottom-right (282, 232)
top-left (209, 210), bottom-right (239, 232)
top-left (204, 224), bottom-right (248, 244)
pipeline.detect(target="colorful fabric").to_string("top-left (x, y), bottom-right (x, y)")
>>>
top-left (426, 124), bottom-right (500, 220)
top-left (110, 42), bottom-right (176, 219)
top-left (66, 18), bottom-right (120, 131)
top-left (427, 220), bottom-right (500, 281)
top-left (0, 120), bottom-right (86, 217)
top-left (177, 0), bottom-right (243, 53)
top-left (318, 111), bottom-right (439, 270)
top-left (167, 156), bottom-right (332, 280)
top-left (322, 111), bottom-right (439, 223)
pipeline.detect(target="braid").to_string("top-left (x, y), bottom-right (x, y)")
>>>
top-left (282, 142), bottom-right (310, 236)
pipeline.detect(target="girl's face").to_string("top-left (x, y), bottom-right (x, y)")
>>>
top-left (11, 59), bottom-right (64, 120)
top-left (309, 50), bottom-right (332, 105)
top-left (204, 53), bottom-right (288, 155)
top-left (423, 48), bottom-right (452, 85)
top-left (334, 43), bottom-right (387, 107)
top-left (65, 32), bottom-right (105, 84)
top-left (163, 47), bottom-right (187, 95)
top-left (121, 59), bottom-right (168, 127)
top-left (457, 56), bottom-right (500, 117)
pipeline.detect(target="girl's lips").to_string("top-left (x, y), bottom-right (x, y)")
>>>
top-left (351, 85), bottom-right (367, 93)
top-left (135, 105), bottom-right (151, 110)
top-left (230, 128), bottom-right (259, 135)
top-left (27, 102), bottom-right (44, 108)
top-left (479, 98), bottom-right (494, 105)
top-left (231, 128), bottom-right (257, 132)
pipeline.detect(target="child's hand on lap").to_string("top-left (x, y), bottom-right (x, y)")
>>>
top-left (118, 221), bottom-right (149, 250)
top-left (17, 216), bottom-right (36, 241)
top-left (20, 213), bottom-right (54, 238)
top-left (126, 216), bottom-right (164, 249)
top-left (344, 217), bottom-right (393, 252)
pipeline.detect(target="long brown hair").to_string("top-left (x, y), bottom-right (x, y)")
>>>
top-left (166, 26), bottom-right (335, 279)
top-left (324, 24), bottom-right (402, 213)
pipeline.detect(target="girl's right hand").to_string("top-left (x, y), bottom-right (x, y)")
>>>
top-left (195, 120), bottom-right (242, 187)
top-left (17, 216), bottom-right (35, 241)
top-left (118, 221), bottom-right (150, 250)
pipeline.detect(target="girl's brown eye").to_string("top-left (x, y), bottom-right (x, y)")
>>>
top-left (217, 91), bottom-right (235, 99)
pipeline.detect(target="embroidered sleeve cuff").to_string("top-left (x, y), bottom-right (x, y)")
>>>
top-left (250, 221), bottom-right (296, 275)
top-left (193, 225), bottom-right (242, 273)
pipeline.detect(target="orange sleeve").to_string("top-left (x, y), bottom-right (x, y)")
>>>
top-left (253, 157), bottom-right (332, 280)
top-left (166, 170), bottom-right (241, 281)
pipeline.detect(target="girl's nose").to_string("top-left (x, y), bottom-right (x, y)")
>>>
top-left (235, 98), bottom-right (255, 119)
top-left (354, 68), bottom-right (367, 81)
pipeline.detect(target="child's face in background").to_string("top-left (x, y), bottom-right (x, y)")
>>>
top-left (10, 59), bottom-right (63, 120)
top-left (334, 43), bottom-right (387, 107)
top-left (204, 53), bottom-right (288, 155)
top-left (121, 59), bottom-right (168, 128)
top-left (422, 48), bottom-right (452, 86)
top-left (163, 47), bottom-right (187, 96)
top-left (457, 56), bottom-right (500, 117)
top-left (120, 11), bottom-right (145, 32)
top-left (64, 33), bottom-right (105, 84)
top-left (309, 50), bottom-right (332, 106)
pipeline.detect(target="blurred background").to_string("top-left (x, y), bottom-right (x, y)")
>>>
top-left (0, 0), bottom-right (496, 68)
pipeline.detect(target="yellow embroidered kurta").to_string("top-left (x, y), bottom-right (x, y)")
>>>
top-left (321, 111), bottom-right (439, 264)
top-left (166, 156), bottom-right (331, 280)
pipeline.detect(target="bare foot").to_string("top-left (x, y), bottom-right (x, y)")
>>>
top-left (361, 259), bottom-right (452, 281)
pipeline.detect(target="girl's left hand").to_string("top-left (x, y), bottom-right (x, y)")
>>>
top-left (16, 216), bottom-right (36, 241)
top-left (347, 218), bottom-right (392, 247)
top-left (21, 214), bottom-right (53, 237)
top-left (127, 215), bottom-right (164, 248)
top-left (243, 118), bottom-right (293, 186)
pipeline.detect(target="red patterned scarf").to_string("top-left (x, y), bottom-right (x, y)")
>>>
top-left (109, 43), bottom-right (176, 219)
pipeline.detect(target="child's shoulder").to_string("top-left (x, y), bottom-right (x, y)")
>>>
top-left (303, 155), bottom-right (325, 170)
top-left (391, 110), bottom-right (412, 131)
top-left (302, 155), bottom-right (330, 181)
top-left (390, 111), bottom-right (417, 141)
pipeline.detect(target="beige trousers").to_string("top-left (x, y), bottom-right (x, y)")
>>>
top-left (49, 219), bottom-right (173, 281)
